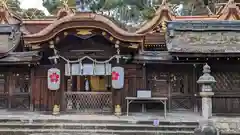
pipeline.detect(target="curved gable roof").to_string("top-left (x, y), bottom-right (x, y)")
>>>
top-left (0, 1), bottom-right (21, 25)
top-left (23, 12), bottom-right (144, 44)
top-left (217, 0), bottom-right (240, 20)
top-left (136, 1), bottom-right (174, 34)
top-left (136, 0), bottom-right (240, 34)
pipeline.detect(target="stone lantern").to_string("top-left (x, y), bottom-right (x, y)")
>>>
top-left (194, 122), bottom-right (218, 135)
top-left (197, 63), bottom-right (216, 119)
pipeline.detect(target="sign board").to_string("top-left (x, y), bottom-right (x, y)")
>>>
top-left (137, 90), bottom-right (152, 98)
top-left (48, 68), bottom-right (60, 90)
top-left (111, 66), bottom-right (124, 89)
top-left (153, 120), bottom-right (160, 126)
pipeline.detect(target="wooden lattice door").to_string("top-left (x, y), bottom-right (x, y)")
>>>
top-left (211, 69), bottom-right (240, 114)
top-left (169, 68), bottom-right (195, 111)
top-left (148, 72), bottom-right (169, 97)
top-left (9, 72), bottom-right (31, 110)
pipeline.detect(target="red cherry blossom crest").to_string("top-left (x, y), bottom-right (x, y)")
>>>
top-left (49, 72), bottom-right (60, 83)
top-left (112, 71), bottom-right (120, 80)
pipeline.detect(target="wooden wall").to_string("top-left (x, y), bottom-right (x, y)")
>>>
top-left (29, 61), bottom-right (240, 115)
top-left (31, 64), bottom-right (146, 113)
top-left (146, 64), bottom-right (198, 112)
top-left (31, 65), bottom-right (61, 112)
top-left (29, 63), bottom-right (200, 113)
top-left (120, 64), bottom-right (145, 112)
top-left (0, 66), bottom-right (32, 110)
top-left (211, 64), bottom-right (240, 115)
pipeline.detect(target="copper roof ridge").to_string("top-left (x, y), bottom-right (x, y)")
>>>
top-left (0, 0), bottom-right (22, 24)
top-left (135, 1), bottom-right (174, 34)
top-left (23, 12), bottom-right (143, 44)
top-left (24, 12), bottom-right (142, 37)
top-left (217, 0), bottom-right (240, 15)
top-left (56, 1), bottom-right (75, 20)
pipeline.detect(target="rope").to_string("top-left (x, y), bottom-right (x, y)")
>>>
top-left (57, 54), bottom-right (120, 64)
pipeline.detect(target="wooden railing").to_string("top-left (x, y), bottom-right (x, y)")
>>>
top-left (64, 92), bottom-right (112, 114)
top-left (212, 93), bottom-right (240, 115)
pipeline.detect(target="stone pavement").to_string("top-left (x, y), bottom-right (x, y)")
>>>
top-left (1, 109), bottom-right (240, 134)
top-left (210, 116), bottom-right (240, 134)
top-left (0, 110), bottom-right (199, 135)
top-left (0, 109), bottom-right (203, 123)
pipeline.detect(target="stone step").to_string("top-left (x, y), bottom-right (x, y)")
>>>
top-left (0, 122), bottom-right (197, 131)
top-left (221, 133), bottom-right (240, 135)
top-left (0, 129), bottom-right (194, 135)
top-left (0, 118), bottom-right (199, 126)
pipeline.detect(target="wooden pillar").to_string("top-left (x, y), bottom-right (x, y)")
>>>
top-left (7, 72), bottom-right (12, 109)
top-left (60, 60), bottom-right (66, 112)
top-left (113, 89), bottom-right (122, 107)
top-left (193, 64), bottom-right (198, 112)
top-left (112, 62), bottom-right (123, 113)
top-left (72, 76), bottom-right (77, 91)
top-left (30, 66), bottom-right (35, 111)
top-left (112, 81), bottom-right (121, 112)
top-left (142, 64), bottom-right (147, 89)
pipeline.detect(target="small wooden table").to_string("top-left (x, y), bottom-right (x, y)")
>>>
top-left (125, 97), bottom-right (168, 118)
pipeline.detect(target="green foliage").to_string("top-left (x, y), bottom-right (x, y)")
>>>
top-left (141, 8), bottom-right (156, 20)
top-left (42, 0), bottom-right (61, 14)
top-left (41, 0), bottom-right (231, 28)
top-left (102, 0), bottom-right (123, 10)
top-left (89, 0), bottom-right (105, 12)
top-left (42, 0), bottom-right (157, 22)
top-left (4, 0), bottom-right (46, 19)
top-left (6, 0), bottom-right (22, 15)
top-left (67, 0), bottom-right (76, 6)
top-left (22, 8), bottom-right (46, 19)
top-left (169, 0), bottom-right (230, 16)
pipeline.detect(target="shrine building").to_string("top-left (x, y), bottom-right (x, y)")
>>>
top-left (0, 0), bottom-right (239, 116)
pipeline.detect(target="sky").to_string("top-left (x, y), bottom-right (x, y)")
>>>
top-left (19, 0), bottom-right (50, 15)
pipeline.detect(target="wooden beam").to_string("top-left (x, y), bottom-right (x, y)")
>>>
top-left (215, 3), bottom-right (240, 6)
top-left (171, 53), bottom-right (240, 58)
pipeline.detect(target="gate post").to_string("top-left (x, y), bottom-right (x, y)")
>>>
top-left (197, 63), bottom-right (216, 119)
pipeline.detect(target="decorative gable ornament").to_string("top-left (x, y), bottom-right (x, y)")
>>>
top-left (111, 66), bottom-right (124, 89)
top-left (48, 68), bottom-right (60, 90)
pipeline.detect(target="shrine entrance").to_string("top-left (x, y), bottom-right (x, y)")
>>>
top-left (23, 12), bottom-right (143, 113)
top-left (52, 31), bottom-right (127, 114)
top-left (64, 61), bottom-right (113, 113)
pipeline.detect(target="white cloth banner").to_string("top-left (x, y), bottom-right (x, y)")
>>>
top-left (65, 63), bottom-right (112, 76)
top-left (95, 64), bottom-right (112, 75)
top-left (65, 63), bottom-right (71, 76)
top-left (83, 64), bottom-right (94, 75)
top-left (71, 64), bottom-right (80, 75)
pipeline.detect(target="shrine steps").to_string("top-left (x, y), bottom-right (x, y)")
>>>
top-left (0, 119), bottom-right (198, 135)
top-left (0, 129), bottom-right (194, 135)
